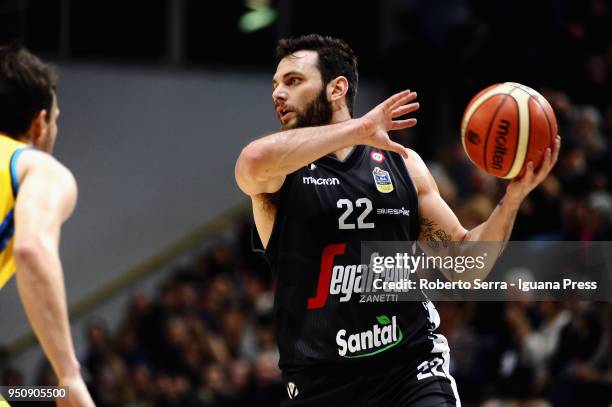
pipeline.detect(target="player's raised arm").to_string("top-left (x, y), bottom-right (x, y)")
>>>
top-left (460, 135), bottom-right (560, 243)
top-left (407, 138), bottom-right (560, 282)
top-left (13, 150), bottom-right (94, 407)
top-left (236, 117), bottom-right (361, 195)
top-left (235, 89), bottom-right (418, 196)
top-left (405, 149), bottom-right (468, 248)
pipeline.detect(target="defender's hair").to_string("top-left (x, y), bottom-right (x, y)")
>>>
top-left (0, 42), bottom-right (57, 137)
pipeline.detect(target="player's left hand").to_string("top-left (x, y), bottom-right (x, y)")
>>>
top-left (505, 135), bottom-right (561, 206)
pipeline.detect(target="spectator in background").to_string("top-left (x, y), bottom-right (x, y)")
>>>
top-left (506, 302), bottom-right (572, 383)
top-left (575, 106), bottom-right (607, 168)
top-left (226, 359), bottom-right (252, 407)
top-left (195, 363), bottom-right (229, 406)
top-left (546, 302), bottom-right (611, 407)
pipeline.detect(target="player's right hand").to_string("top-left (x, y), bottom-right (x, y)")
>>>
top-left (57, 375), bottom-right (95, 407)
top-left (358, 89), bottom-right (419, 158)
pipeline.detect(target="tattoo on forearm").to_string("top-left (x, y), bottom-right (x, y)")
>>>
top-left (421, 217), bottom-right (451, 249)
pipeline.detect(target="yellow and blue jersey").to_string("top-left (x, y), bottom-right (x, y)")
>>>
top-left (0, 134), bottom-right (28, 290)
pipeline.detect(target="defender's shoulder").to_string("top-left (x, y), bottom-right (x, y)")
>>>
top-left (17, 149), bottom-right (76, 192)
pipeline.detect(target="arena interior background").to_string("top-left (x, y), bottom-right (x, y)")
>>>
top-left (0, 1), bottom-right (610, 406)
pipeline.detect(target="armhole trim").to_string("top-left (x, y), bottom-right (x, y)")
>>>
top-left (10, 147), bottom-right (30, 198)
top-left (0, 209), bottom-right (15, 252)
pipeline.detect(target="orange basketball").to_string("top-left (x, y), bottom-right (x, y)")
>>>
top-left (460, 82), bottom-right (557, 179)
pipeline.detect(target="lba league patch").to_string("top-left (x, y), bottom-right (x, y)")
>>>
top-left (372, 166), bottom-right (394, 193)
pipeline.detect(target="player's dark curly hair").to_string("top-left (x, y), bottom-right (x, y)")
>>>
top-left (277, 34), bottom-right (358, 116)
top-left (0, 42), bottom-right (57, 138)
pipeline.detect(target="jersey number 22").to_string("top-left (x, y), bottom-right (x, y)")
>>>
top-left (337, 198), bottom-right (375, 230)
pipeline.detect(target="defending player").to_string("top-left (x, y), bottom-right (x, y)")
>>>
top-left (235, 34), bottom-right (560, 405)
top-left (0, 44), bottom-right (94, 406)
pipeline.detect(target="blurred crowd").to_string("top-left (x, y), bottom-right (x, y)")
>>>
top-left (386, 0), bottom-right (612, 243)
top-left (2, 226), bottom-right (611, 406)
top-left (67, 235), bottom-right (284, 407)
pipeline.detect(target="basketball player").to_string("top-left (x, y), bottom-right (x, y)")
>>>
top-left (0, 44), bottom-right (94, 406)
top-left (235, 34), bottom-right (560, 406)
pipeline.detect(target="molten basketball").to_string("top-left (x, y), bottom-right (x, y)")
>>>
top-left (460, 82), bottom-right (557, 179)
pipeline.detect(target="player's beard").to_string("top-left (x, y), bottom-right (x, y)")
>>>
top-left (284, 88), bottom-right (333, 130)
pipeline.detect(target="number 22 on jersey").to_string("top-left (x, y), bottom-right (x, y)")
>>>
top-left (337, 198), bottom-right (375, 230)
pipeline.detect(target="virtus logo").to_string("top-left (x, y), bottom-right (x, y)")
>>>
top-left (336, 315), bottom-right (403, 358)
top-left (287, 382), bottom-right (299, 399)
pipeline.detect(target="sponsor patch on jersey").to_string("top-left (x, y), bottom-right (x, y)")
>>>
top-left (372, 167), bottom-right (393, 193)
top-left (370, 151), bottom-right (385, 163)
top-left (377, 207), bottom-right (410, 216)
top-left (336, 315), bottom-right (403, 358)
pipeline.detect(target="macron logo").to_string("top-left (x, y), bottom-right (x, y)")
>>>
top-left (303, 176), bottom-right (340, 186)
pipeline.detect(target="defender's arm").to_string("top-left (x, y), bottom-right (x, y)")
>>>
top-left (13, 151), bottom-right (92, 404)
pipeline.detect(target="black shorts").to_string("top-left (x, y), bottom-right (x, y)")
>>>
top-left (281, 334), bottom-right (460, 407)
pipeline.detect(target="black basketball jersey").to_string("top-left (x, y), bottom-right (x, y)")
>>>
top-left (254, 145), bottom-right (441, 374)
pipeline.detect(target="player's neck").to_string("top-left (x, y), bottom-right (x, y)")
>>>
top-left (328, 109), bottom-right (354, 161)
top-left (329, 107), bottom-right (351, 126)
top-left (330, 146), bottom-right (355, 161)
